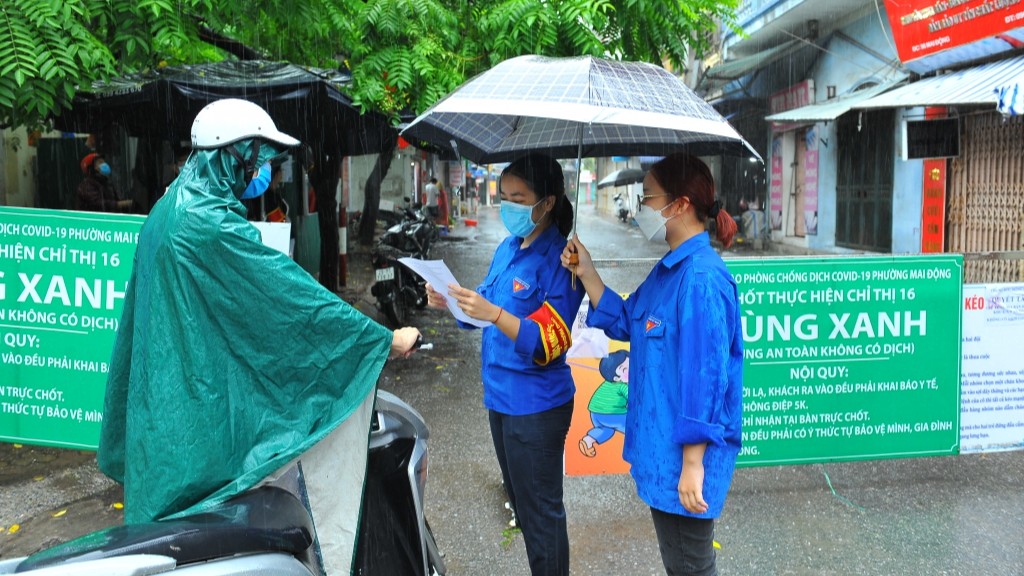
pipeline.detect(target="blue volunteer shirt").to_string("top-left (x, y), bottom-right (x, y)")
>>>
top-left (469, 224), bottom-right (584, 415)
top-left (588, 232), bottom-right (743, 518)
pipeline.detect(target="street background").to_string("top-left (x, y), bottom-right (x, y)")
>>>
top-left (1, 204), bottom-right (1023, 575)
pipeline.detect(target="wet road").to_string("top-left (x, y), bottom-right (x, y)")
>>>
top-left (378, 204), bottom-right (1024, 576)
top-left (2, 203), bottom-right (1022, 575)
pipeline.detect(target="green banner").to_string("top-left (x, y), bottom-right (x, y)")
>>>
top-left (0, 207), bottom-right (144, 449)
top-left (730, 255), bottom-right (963, 466)
top-left (0, 208), bottom-right (969, 466)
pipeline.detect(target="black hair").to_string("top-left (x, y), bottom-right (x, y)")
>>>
top-left (598, 350), bottom-right (629, 382)
top-left (501, 153), bottom-right (573, 237)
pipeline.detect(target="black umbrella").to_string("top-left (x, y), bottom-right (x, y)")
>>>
top-left (597, 168), bottom-right (645, 189)
top-left (401, 55), bottom-right (759, 164)
top-left (53, 60), bottom-right (394, 156)
top-left (400, 55), bottom-right (759, 243)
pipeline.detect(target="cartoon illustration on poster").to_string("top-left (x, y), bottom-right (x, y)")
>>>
top-left (565, 297), bottom-right (631, 475)
top-left (577, 350), bottom-right (629, 458)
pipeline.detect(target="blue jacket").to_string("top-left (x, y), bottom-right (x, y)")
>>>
top-left (469, 224), bottom-right (584, 415)
top-left (588, 233), bottom-right (743, 517)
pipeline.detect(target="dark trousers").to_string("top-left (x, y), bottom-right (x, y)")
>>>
top-left (650, 507), bottom-right (718, 576)
top-left (488, 401), bottom-right (573, 576)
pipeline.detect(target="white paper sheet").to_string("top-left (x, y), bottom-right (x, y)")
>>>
top-left (398, 258), bottom-right (492, 328)
top-left (251, 221), bottom-right (292, 256)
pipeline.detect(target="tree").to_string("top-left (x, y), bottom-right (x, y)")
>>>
top-left (2, 0), bottom-right (738, 286)
top-left (333, 0), bottom-right (741, 245)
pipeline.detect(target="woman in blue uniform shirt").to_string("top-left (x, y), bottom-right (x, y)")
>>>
top-left (426, 154), bottom-right (583, 576)
top-left (561, 153), bottom-right (743, 576)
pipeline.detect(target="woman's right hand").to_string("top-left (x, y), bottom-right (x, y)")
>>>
top-left (424, 283), bottom-right (448, 309)
top-left (561, 235), bottom-right (595, 281)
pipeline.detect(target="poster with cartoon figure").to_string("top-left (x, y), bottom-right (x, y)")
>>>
top-left (565, 297), bottom-right (631, 475)
top-left (578, 350), bottom-right (629, 458)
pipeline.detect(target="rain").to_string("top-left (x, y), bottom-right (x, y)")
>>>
top-left (2, 1), bottom-right (1024, 575)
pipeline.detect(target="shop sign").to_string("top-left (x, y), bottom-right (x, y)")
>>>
top-left (884, 0), bottom-right (1024, 64)
top-left (769, 80), bottom-right (815, 115)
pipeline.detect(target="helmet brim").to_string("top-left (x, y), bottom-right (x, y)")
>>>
top-left (193, 131), bottom-right (300, 150)
top-left (262, 129), bottom-right (301, 148)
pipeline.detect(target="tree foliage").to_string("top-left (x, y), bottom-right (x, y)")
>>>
top-left (0, 0), bottom-right (222, 128)
top-left (1, 0), bottom-right (738, 128)
top-left (2, 0), bottom-right (739, 285)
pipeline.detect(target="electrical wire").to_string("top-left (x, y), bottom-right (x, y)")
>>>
top-left (778, 28), bottom-right (879, 75)
top-left (874, 0), bottom-right (901, 62)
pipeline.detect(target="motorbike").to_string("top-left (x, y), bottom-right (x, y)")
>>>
top-left (0, 390), bottom-right (447, 576)
top-left (371, 201), bottom-right (437, 327)
top-left (613, 193), bottom-right (630, 223)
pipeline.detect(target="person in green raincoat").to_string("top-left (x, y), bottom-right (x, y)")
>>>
top-left (97, 98), bottom-right (420, 574)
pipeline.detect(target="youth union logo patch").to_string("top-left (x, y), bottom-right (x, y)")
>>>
top-left (645, 316), bottom-right (661, 332)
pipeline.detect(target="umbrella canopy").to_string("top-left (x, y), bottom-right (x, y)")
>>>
top-left (400, 55), bottom-right (759, 164)
top-left (54, 60), bottom-right (395, 156)
top-left (597, 168), bottom-right (645, 189)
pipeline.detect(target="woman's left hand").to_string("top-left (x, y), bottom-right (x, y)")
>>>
top-left (447, 284), bottom-right (500, 322)
top-left (678, 462), bottom-right (709, 514)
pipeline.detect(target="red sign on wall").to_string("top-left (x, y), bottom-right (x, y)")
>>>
top-left (884, 0), bottom-right (1024, 64)
top-left (921, 159), bottom-right (946, 253)
top-left (921, 106), bottom-right (948, 254)
top-left (769, 80), bottom-right (815, 115)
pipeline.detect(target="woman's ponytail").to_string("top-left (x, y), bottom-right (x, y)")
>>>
top-left (715, 208), bottom-right (737, 248)
top-left (553, 194), bottom-right (574, 237)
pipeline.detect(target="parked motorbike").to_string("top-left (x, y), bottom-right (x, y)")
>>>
top-left (371, 202), bottom-right (437, 327)
top-left (613, 193), bottom-right (630, 223)
top-left (0, 390), bottom-right (446, 576)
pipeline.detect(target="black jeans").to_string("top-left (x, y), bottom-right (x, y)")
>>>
top-left (650, 507), bottom-right (718, 576)
top-left (488, 400), bottom-right (573, 576)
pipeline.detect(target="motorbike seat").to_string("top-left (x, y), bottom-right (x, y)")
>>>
top-left (16, 486), bottom-right (315, 573)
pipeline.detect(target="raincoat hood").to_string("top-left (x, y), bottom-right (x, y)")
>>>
top-left (183, 137), bottom-right (286, 202)
top-left (98, 138), bottom-right (392, 523)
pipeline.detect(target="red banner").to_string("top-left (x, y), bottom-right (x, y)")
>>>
top-left (885, 0), bottom-right (1024, 64)
top-left (769, 80), bottom-right (815, 115)
top-left (921, 159), bottom-right (947, 253)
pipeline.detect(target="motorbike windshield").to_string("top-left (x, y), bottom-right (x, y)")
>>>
top-left (98, 138), bottom-right (392, 523)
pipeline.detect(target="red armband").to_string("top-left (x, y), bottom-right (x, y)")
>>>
top-left (526, 301), bottom-right (572, 366)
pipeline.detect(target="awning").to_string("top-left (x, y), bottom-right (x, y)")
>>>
top-left (764, 78), bottom-right (907, 123)
top-left (703, 39), bottom-right (804, 81)
top-left (856, 53), bottom-right (1024, 109)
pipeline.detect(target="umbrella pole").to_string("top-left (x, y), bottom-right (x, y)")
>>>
top-left (573, 124), bottom-right (583, 233)
top-left (568, 125), bottom-right (583, 288)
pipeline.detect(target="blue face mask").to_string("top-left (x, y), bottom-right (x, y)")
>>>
top-left (500, 198), bottom-right (543, 238)
top-left (97, 163), bottom-right (111, 177)
top-left (241, 162), bottom-right (272, 200)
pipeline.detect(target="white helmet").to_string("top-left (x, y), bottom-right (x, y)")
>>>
top-left (190, 98), bottom-right (300, 149)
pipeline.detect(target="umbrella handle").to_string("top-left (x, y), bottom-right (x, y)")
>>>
top-left (568, 250), bottom-right (579, 289)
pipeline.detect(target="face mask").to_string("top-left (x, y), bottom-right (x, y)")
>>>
top-left (241, 162), bottom-right (272, 200)
top-left (635, 201), bottom-right (674, 242)
top-left (500, 198), bottom-right (543, 238)
top-left (97, 163), bottom-right (111, 177)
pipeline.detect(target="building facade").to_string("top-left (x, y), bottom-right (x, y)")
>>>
top-left (698, 0), bottom-right (1024, 280)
